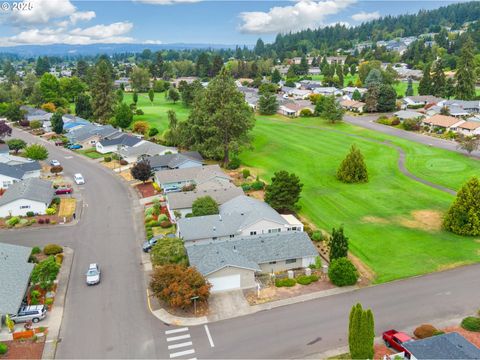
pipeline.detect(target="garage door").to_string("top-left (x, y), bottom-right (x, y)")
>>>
top-left (209, 274), bottom-right (241, 292)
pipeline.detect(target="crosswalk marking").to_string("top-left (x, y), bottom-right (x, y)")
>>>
top-left (165, 327), bottom-right (189, 335)
top-left (169, 349), bottom-right (195, 358)
top-left (166, 334), bottom-right (190, 342)
top-left (168, 342), bottom-right (192, 350)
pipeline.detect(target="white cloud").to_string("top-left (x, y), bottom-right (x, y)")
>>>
top-left (10, 0), bottom-right (75, 24)
top-left (238, 0), bottom-right (356, 34)
top-left (135, 0), bottom-right (201, 5)
top-left (70, 11), bottom-right (96, 24)
top-left (143, 40), bottom-right (163, 44)
top-left (70, 22), bottom-right (133, 39)
top-left (351, 11), bottom-right (380, 22)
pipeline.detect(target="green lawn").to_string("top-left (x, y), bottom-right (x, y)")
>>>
top-left (124, 92), bottom-right (189, 133)
top-left (239, 115), bottom-right (480, 283)
top-left (76, 148), bottom-right (105, 159)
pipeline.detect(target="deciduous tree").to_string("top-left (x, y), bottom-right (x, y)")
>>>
top-left (130, 160), bottom-right (152, 183)
top-left (24, 144), bottom-right (48, 160)
top-left (192, 196), bottom-right (219, 217)
top-left (6, 138), bottom-right (26, 154)
top-left (30, 256), bottom-right (60, 290)
top-left (114, 103), bottom-right (133, 129)
top-left (0, 120), bottom-right (12, 139)
top-left (456, 135), bottom-right (479, 155)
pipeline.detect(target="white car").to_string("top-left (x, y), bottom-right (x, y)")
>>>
top-left (74, 173), bottom-right (85, 185)
top-left (50, 160), bottom-right (61, 167)
top-left (86, 263), bottom-right (101, 285)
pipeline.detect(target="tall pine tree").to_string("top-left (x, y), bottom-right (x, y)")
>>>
top-left (337, 145), bottom-right (368, 183)
top-left (91, 60), bottom-right (114, 123)
top-left (455, 37), bottom-right (476, 100)
top-left (418, 63), bottom-right (432, 96)
top-left (431, 60), bottom-right (446, 98)
top-left (329, 226), bottom-right (349, 261)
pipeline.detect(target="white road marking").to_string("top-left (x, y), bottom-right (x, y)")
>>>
top-left (64, 156), bottom-right (73, 159)
top-left (204, 325), bottom-right (215, 348)
top-left (168, 341), bottom-right (192, 350)
top-left (169, 349), bottom-right (195, 358)
top-left (165, 327), bottom-right (189, 335)
top-left (166, 334), bottom-right (190, 342)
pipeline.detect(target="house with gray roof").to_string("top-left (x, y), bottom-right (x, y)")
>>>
top-left (0, 178), bottom-right (54, 217)
top-left (20, 106), bottom-right (52, 123)
top-left (186, 232), bottom-right (318, 292)
top-left (394, 110), bottom-right (425, 121)
top-left (0, 161), bottom-right (41, 189)
top-left (0, 243), bottom-right (34, 317)
top-left (66, 124), bottom-right (119, 149)
top-left (149, 151), bottom-right (204, 172)
top-left (96, 133), bottom-right (143, 154)
top-left (166, 182), bottom-right (244, 219)
top-left (155, 164), bottom-right (231, 193)
top-left (402, 332), bottom-right (480, 360)
top-left (119, 141), bottom-right (177, 164)
top-left (176, 195), bottom-right (304, 244)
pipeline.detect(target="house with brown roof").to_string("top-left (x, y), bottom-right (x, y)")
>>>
top-left (422, 114), bottom-right (465, 132)
top-left (339, 99), bottom-right (365, 113)
top-left (278, 100), bottom-right (315, 117)
top-left (457, 121), bottom-right (480, 136)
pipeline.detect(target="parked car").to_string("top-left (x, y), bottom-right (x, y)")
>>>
top-left (55, 186), bottom-right (73, 195)
top-left (74, 173), bottom-right (85, 185)
top-left (383, 329), bottom-right (413, 353)
top-left (68, 144), bottom-right (83, 150)
top-left (142, 237), bottom-right (159, 252)
top-left (50, 159), bottom-right (61, 167)
top-left (54, 140), bottom-right (64, 146)
top-left (10, 305), bottom-right (47, 324)
top-left (86, 263), bottom-right (101, 285)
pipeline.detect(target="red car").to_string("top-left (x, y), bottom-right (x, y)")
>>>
top-left (55, 187), bottom-right (73, 195)
top-left (382, 329), bottom-right (413, 353)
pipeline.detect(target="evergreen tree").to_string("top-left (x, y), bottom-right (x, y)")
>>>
top-left (133, 91), bottom-right (138, 105)
top-left (320, 96), bottom-right (344, 123)
top-left (405, 78), bottom-right (414, 97)
top-left (445, 78), bottom-right (455, 99)
top-left (364, 69), bottom-right (383, 88)
top-left (211, 55), bottom-right (224, 77)
top-left (377, 84), bottom-right (397, 112)
top-left (35, 56), bottom-right (50, 76)
top-left (168, 87), bottom-right (180, 103)
top-left (264, 171), bottom-right (303, 213)
top-left (91, 60), bottom-right (114, 123)
top-left (254, 38), bottom-right (265, 56)
top-left (418, 63), bottom-right (432, 96)
top-left (349, 303), bottom-right (375, 360)
top-left (455, 37), bottom-right (476, 100)
top-left (148, 89), bottom-right (155, 104)
top-left (271, 68), bottom-right (282, 84)
top-left (431, 60), bottom-right (446, 97)
top-left (329, 226), bottom-right (349, 262)
top-left (75, 94), bottom-right (93, 120)
top-left (337, 144), bottom-right (368, 183)
top-left (352, 89), bottom-right (362, 101)
top-left (350, 64), bottom-right (357, 76)
top-left (336, 64), bottom-right (344, 88)
top-left (258, 92), bottom-right (279, 115)
top-left (443, 177), bottom-right (480, 236)
top-left (365, 84), bottom-right (380, 112)
top-left (298, 56), bottom-right (309, 75)
top-left (50, 111), bottom-right (64, 134)
top-left (114, 103), bottom-right (133, 129)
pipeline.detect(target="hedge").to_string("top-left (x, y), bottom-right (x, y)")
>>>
top-left (275, 278), bottom-right (296, 287)
top-left (296, 274), bottom-right (320, 285)
top-left (461, 317), bottom-right (480, 332)
top-left (43, 244), bottom-right (63, 256)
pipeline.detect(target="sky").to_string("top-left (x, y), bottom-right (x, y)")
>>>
top-left (0, 0), bottom-right (462, 47)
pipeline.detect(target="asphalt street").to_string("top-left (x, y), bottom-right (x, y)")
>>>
top-left (1, 127), bottom-right (479, 359)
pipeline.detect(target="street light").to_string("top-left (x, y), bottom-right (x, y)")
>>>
top-left (191, 296), bottom-right (199, 316)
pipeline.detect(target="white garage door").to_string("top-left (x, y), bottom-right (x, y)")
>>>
top-left (209, 274), bottom-right (241, 292)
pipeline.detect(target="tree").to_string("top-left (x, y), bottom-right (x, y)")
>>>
top-left (132, 91), bottom-right (138, 105)
top-left (30, 256), bottom-right (60, 290)
top-left (132, 121), bottom-right (150, 135)
top-left (455, 37), bottom-right (476, 100)
top-left (164, 110), bottom-right (180, 146)
top-left (264, 171), bottom-right (303, 213)
top-left (179, 80), bottom-right (203, 107)
top-left (352, 89), bottom-right (362, 101)
top-left (211, 55), bottom-right (224, 77)
top-left (114, 103), bottom-right (133, 129)
top-left (431, 60), bottom-right (446, 98)
top-left (405, 78), bottom-right (414, 97)
top-left (39, 73), bottom-right (60, 104)
top-left (445, 78), bottom-right (455, 99)
top-left (365, 84), bottom-right (380, 112)
top-left (24, 144), bottom-right (48, 160)
top-left (50, 165), bottom-right (63, 176)
top-left (149, 264), bottom-right (211, 309)
top-left (456, 135), bottom-right (479, 155)
top-left (131, 67), bottom-right (151, 92)
top-left (328, 257), bottom-right (358, 286)
top-left (443, 177), bottom-right (480, 236)
top-left (349, 303), bottom-right (375, 360)
top-left (298, 56), bottom-right (309, 75)
top-left (35, 56), bottom-right (50, 76)
top-left (168, 87), bottom-right (180, 103)
top-left (418, 63), bottom-right (432, 96)
top-left (5, 102), bottom-right (25, 122)
top-left (0, 120), bottom-right (12, 139)
top-left (6, 138), bottom-right (26, 154)
top-left (364, 69), bottom-right (383, 88)
top-left (51, 111), bottom-right (64, 134)
top-left (75, 94), bottom-right (93, 120)
top-left (258, 92), bottom-right (279, 115)
top-left (59, 76), bottom-right (86, 102)
top-left (192, 196), bottom-right (219, 217)
top-left (130, 160), bottom-right (152, 183)
top-left (337, 144), bottom-right (368, 183)
top-left (271, 68), bottom-right (281, 84)
top-left (377, 84), bottom-right (397, 112)
top-left (91, 60), bottom-right (114, 123)
top-left (178, 69), bottom-right (254, 165)
top-left (329, 226), bottom-right (349, 262)
top-left (150, 237), bottom-right (188, 267)
top-left (320, 96), bottom-right (344, 123)
top-left (148, 89), bottom-right (155, 104)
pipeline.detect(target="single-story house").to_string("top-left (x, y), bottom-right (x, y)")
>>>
top-left (394, 110), bottom-right (425, 121)
top-left (438, 100), bottom-right (480, 115)
top-left (339, 99), bottom-right (365, 113)
top-left (150, 151), bottom-right (204, 172)
top-left (401, 332), bottom-right (480, 360)
top-left (171, 76), bottom-right (199, 88)
top-left (155, 164), bottom-right (231, 193)
top-left (402, 96), bottom-right (443, 108)
top-left (186, 231), bottom-right (318, 292)
top-left (457, 121), bottom-right (480, 136)
top-left (342, 87), bottom-right (367, 99)
top-left (119, 141), bottom-right (177, 164)
top-left (66, 124), bottom-right (119, 148)
top-left (282, 88), bottom-right (312, 100)
top-left (0, 161), bottom-right (41, 189)
top-left (313, 87), bottom-right (342, 97)
top-left (0, 178), bottom-right (54, 217)
top-left (278, 100), bottom-right (315, 117)
top-left (177, 195), bottom-right (304, 245)
top-left (0, 153), bottom-right (37, 166)
top-left (166, 182), bottom-right (244, 219)
top-left (298, 80), bottom-right (323, 91)
top-left (0, 243), bottom-right (34, 318)
top-left (96, 133), bottom-right (143, 154)
top-left (422, 114), bottom-right (465, 132)
top-left (20, 106), bottom-right (52, 123)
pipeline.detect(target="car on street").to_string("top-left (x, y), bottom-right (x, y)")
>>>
top-left (383, 329), bottom-right (414, 353)
top-left (10, 305), bottom-right (47, 324)
top-left (55, 186), bottom-right (73, 195)
top-left (86, 263), bottom-right (101, 285)
top-left (74, 173), bottom-right (85, 185)
top-left (68, 144), bottom-right (83, 150)
top-left (50, 159), bottom-right (61, 166)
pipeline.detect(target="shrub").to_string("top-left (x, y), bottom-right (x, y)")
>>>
top-left (30, 290), bottom-right (41, 305)
top-left (227, 157), bottom-right (240, 170)
top-left (158, 214), bottom-right (168, 222)
top-left (251, 180), bottom-right (265, 191)
top-left (104, 156), bottom-right (112, 162)
top-left (150, 237), bottom-right (188, 266)
top-left (0, 342), bottom-right (7, 355)
top-left (45, 218), bottom-right (50, 224)
top-left (45, 298), bottom-right (54, 306)
top-left (19, 119), bottom-right (30, 127)
top-left (55, 253), bottom-right (64, 265)
top-left (300, 108), bottom-right (313, 117)
top-left (30, 120), bottom-right (42, 129)
top-left (6, 216), bottom-right (20, 227)
top-left (275, 278), bottom-right (297, 287)
top-left (296, 275), bottom-right (313, 285)
top-left (160, 220), bottom-right (172, 228)
top-left (146, 229), bottom-right (153, 239)
top-left (46, 208), bottom-right (56, 215)
top-left (31, 256), bottom-right (60, 290)
top-left (461, 317), bottom-right (480, 332)
top-left (43, 244), bottom-right (63, 255)
top-left (242, 169), bottom-right (251, 179)
top-left (38, 218), bottom-right (45, 224)
top-left (119, 159), bottom-right (128, 166)
top-left (26, 211), bottom-right (35, 217)
top-left (414, 324), bottom-right (438, 339)
top-left (312, 231), bottom-right (323, 242)
top-left (241, 183), bottom-right (251, 191)
top-left (328, 257), bottom-right (359, 286)
top-left (309, 274), bottom-right (319, 282)
top-left (146, 219), bottom-right (159, 228)
top-left (51, 197), bottom-right (61, 205)
top-left (152, 182), bottom-right (161, 192)
top-left (181, 183), bottom-right (196, 192)
top-left (391, 118), bottom-right (401, 126)
top-left (136, 109), bottom-right (144, 115)
top-left (149, 128), bottom-right (159, 137)
top-left (31, 247), bottom-right (41, 255)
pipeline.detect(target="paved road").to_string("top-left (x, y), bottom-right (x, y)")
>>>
top-left (344, 114), bottom-right (480, 159)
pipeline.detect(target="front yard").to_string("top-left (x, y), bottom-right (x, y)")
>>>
top-left (75, 148), bottom-right (105, 159)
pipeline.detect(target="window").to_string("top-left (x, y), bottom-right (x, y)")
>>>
top-left (212, 237), bottom-right (217, 240)
top-left (250, 231), bottom-right (257, 235)
top-left (229, 234), bottom-right (235, 238)
top-left (268, 228), bottom-right (281, 234)
top-left (20, 205), bottom-right (31, 209)
top-left (286, 259), bottom-right (297, 264)
top-left (269, 261), bottom-right (277, 264)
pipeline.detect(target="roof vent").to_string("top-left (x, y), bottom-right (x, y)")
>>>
top-left (213, 226), bottom-right (216, 231)
top-left (233, 245), bottom-right (237, 252)
top-left (219, 215), bottom-right (222, 221)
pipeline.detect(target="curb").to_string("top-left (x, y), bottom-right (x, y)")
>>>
top-left (41, 247), bottom-right (74, 360)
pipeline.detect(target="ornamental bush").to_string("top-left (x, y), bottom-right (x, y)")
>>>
top-left (46, 208), bottom-right (56, 215)
top-left (6, 216), bottom-right (20, 227)
top-left (160, 220), bottom-right (172, 228)
top-left (150, 237), bottom-right (188, 267)
top-left (251, 180), bottom-right (265, 191)
top-left (328, 257), bottom-right (359, 286)
top-left (242, 168), bottom-right (251, 179)
top-left (26, 211), bottom-right (35, 217)
top-left (461, 317), bottom-right (480, 332)
top-left (414, 324), bottom-right (438, 339)
top-left (0, 342), bottom-right (8, 355)
top-left (275, 278), bottom-right (297, 287)
top-left (104, 156), bottom-right (112, 162)
top-left (31, 247), bottom-right (41, 255)
top-left (43, 244), bottom-right (63, 255)
top-left (227, 157), bottom-right (240, 170)
top-left (296, 275), bottom-right (319, 285)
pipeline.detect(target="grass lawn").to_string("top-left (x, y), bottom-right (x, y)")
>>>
top-left (75, 148), bottom-right (105, 159)
top-left (240, 115), bottom-right (480, 283)
top-left (124, 92), bottom-right (189, 133)
top-left (58, 198), bottom-right (76, 218)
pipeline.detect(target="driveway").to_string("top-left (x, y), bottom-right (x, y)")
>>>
top-left (207, 290), bottom-right (252, 322)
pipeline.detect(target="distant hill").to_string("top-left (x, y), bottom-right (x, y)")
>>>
top-left (0, 43), bottom-right (239, 57)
